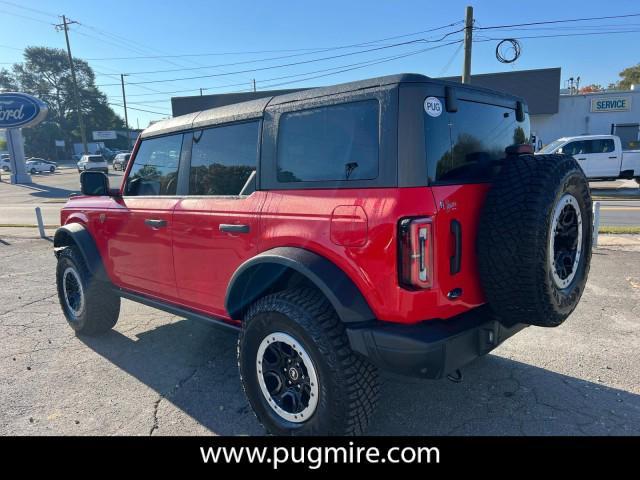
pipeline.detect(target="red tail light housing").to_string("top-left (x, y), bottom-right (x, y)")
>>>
top-left (398, 217), bottom-right (433, 290)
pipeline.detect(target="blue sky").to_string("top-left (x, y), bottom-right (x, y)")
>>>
top-left (1, 0), bottom-right (638, 127)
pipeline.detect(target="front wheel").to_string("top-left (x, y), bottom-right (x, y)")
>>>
top-left (30, 168), bottom-right (36, 174)
top-left (56, 246), bottom-right (120, 335)
top-left (239, 288), bottom-right (378, 435)
top-left (49, 166), bottom-right (55, 173)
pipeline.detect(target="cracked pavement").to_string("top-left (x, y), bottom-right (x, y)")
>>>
top-left (0, 232), bottom-right (639, 436)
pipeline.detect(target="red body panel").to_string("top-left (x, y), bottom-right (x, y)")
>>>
top-left (61, 182), bottom-right (489, 326)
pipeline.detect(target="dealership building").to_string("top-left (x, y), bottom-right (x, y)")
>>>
top-left (171, 67), bottom-right (639, 150)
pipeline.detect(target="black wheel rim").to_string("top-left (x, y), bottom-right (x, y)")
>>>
top-left (550, 194), bottom-right (583, 289)
top-left (62, 267), bottom-right (84, 317)
top-left (256, 332), bottom-right (318, 423)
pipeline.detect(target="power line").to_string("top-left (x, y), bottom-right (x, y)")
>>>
top-left (475, 29), bottom-right (640, 42)
top-left (96, 33), bottom-right (465, 87)
top-left (107, 101), bottom-right (170, 116)
top-left (475, 13), bottom-right (640, 30)
top-left (116, 27), bottom-right (464, 76)
top-left (84, 21), bottom-right (465, 61)
top-left (122, 42), bottom-right (461, 104)
top-left (0, 0), bottom-right (57, 17)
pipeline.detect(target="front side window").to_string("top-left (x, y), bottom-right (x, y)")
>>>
top-left (189, 121), bottom-right (259, 196)
top-left (277, 100), bottom-right (379, 183)
top-left (126, 134), bottom-right (183, 196)
top-left (425, 99), bottom-right (531, 183)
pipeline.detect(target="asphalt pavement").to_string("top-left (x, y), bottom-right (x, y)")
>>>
top-left (0, 230), bottom-right (638, 435)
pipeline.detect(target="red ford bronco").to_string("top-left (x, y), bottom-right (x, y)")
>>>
top-left (54, 74), bottom-right (592, 435)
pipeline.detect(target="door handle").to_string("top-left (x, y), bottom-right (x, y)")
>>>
top-left (219, 223), bottom-right (250, 234)
top-left (144, 218), bottom-right (167, 229)
top-left (608, 156), bottom-right (617, 159)
top-left (577, 157), bottom-right (587, 161)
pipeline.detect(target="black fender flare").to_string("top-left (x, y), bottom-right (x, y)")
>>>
top-left (53, 223), bottom-right (109, 282)
top-left (225, 246), bottom-right (376, 324)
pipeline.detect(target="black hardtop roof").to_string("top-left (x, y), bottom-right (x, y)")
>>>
top-left (141, 73), bottom-right (525, 139)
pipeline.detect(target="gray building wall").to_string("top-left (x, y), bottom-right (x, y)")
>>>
top-left (171, 89), bottom-right (303, 117)
top-left (441, 67), bottom-right (561, 115)
top-left (531, 90), bottom-right (640, 147)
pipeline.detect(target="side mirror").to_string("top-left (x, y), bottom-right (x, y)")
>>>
top-left (80, 171), bottom-right (110, 196)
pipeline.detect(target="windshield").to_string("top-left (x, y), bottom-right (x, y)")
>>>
top-left (539, 139), bottom-right (565, 154)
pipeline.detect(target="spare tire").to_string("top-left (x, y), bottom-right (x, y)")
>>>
top-left (477, 154), bottom-right (592, 327)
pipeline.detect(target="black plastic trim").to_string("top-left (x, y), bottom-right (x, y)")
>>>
top-left (225, 247), bottom-right (376, 324)
top-left (346, 307), bottom-right (527, 378)
top-left (117, 289), bottom-right (240, 332)
top-left (53, 223), bottom-right (108, 282)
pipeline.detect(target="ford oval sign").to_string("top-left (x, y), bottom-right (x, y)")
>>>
top-left (0, 92), bottom-right (48, 129)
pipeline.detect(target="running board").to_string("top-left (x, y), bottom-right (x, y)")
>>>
top-left (115, 288), bottom-right (241, 333)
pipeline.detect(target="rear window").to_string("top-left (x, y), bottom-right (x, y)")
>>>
top-left (189, 121), bottom-right (259, 195)
top-left (88, 156), bottom-right (103, 162)
top-left (425, 99), bottom-right (530, 183)
top-left (276, 100), bottom-right (379, 182)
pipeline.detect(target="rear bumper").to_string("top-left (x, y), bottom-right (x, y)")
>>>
top-left (346, 307), bottom-right (527, 379)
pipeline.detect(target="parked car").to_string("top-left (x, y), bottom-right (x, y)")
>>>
top-left (77, 154), bottom-right (108, 174)
top-left (1, 155), bottom-right (10, 172)
top-left (538, 134), bottom-right (640, 182)
top-left (27, 157), bottom-right (57, 167)
top-left (112, 152), bottom-right (131, 171)
top-left (53, 74), bottom-right (592, 436)
top-left (26, 159), bottom-right (56, 174)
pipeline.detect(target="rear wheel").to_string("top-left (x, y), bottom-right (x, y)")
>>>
top-left (56, 247), bottom-right (120, 335)
top-left (478, 154), bottom-right (593, 327)
top-left (30, 168), bottom-right (36, 174)
top-left (49, 166), bottom-right (55, 173)
top-left (239, 288), bottom-right (378, 435)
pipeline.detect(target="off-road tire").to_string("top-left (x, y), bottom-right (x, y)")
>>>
top-left (56, 246), bottom-right (120, 335)
top-left (239, 287), bottom-right (379, 435)
top-left (478, 154), bottom-right (592, 327)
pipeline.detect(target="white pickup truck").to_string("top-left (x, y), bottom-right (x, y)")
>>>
top-left (538, 134), bottom-right (640, 182)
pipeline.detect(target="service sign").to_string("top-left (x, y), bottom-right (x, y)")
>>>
top-left (0, 92), bottom-right (48, 128)
top-left (590, 96), bottom-right (632, 113)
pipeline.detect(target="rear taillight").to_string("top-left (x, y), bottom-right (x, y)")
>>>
top-left (398, 217), bottom-right (433, 290)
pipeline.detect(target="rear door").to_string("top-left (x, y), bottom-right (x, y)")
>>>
top-left (104, 133), bottom-right (185, 301)
top-left (586, 138), bottom-right (619, 177)
top-left (172, 120), bottom-right (265, 318)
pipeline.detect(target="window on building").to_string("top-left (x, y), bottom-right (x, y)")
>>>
top-left (189, 121), bottom-right (259, 196)
top-left (276, 100), bottom-right (379, 183)
top-left (126, 134), bottom-right (183, 196)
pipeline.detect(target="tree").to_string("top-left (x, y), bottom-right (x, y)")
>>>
top-left (0, 46), bottom-right (125, 159)
top-left (617, 63), bottom-right (640, 90)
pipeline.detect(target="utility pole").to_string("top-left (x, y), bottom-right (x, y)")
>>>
top-left (200, 88), bottom-right (204, 96)
top-left (56, 15), bottom-right (88, 155)
top-left (253, 79), bottom-right (257, 92)
top-left (120, 74), bottom-right (132, 150)
top-left (462, 5), bottom-right (473, 84)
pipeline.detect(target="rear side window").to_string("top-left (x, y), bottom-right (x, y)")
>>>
top-left (276, 100), bottom-right (379, 182)
top-left (126, 134), bottom-right (183, 196)
top-left (189, 121), bottom-right (259, 195)
top-left (425, 100), bottom-right (530, 183)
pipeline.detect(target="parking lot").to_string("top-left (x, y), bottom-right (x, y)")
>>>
top-left (0, 228), bottom-right (638, 435)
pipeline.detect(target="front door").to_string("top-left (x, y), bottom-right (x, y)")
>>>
top-left (105, 132), bottom-right (185, 301)
top-left (171, 121), bottom-right (264, 318)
